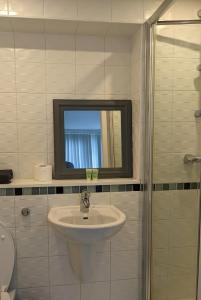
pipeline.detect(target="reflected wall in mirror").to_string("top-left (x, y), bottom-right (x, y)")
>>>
top-left (64, 110), bottom-right (122, 169)
top-left (53, 100), bottom-right (132, 179)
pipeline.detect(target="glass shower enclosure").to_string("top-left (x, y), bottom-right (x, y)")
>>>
top-left (145, 1), bottom-right (201, 300)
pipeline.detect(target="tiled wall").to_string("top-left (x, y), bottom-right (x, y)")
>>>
top-left (151, 23), bottom-right (201, 300)
top-left (153, 24), bottom-right (201, 183)
top-left (143, 0), bottom-right (164, 20)
top-left (151, 189), bottom-right (199, 300)
top-left (0, 190), bottom-right (143, 300)
top-left (0, 30), bottom-right (135, 179)
top-left (0, 0), bottom-right (143, 23)
top-left (161, 0), bottom-right (201, 21)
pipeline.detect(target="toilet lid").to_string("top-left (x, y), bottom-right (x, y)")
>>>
top-left (0, 223), bottom-right (15, 292)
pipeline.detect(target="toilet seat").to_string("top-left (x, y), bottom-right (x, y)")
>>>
top-left (0, 222), bottom-right (15, 292)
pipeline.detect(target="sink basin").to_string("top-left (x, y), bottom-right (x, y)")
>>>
top-left (48, 205), bottom-right (126, 244)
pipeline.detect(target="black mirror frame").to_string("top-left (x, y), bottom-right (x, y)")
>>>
top-left (53, 99), bottom-right (133, 179)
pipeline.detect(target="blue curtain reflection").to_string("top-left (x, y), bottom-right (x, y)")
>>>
top-left (65, 129), bottom-right (102, 168)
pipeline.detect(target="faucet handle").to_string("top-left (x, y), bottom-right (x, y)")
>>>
top-left (80, 190), bottom-right (90, 210)
top-left (81, 190), bottom-right (90, 198)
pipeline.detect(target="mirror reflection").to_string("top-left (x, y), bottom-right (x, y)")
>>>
top-left (64, 110), bottom-right (122, 169)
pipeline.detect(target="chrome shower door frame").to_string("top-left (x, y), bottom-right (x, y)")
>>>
top-left (143, 1), bottom-right (201, 300)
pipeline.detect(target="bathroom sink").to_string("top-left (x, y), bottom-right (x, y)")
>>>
top-left (48, 205), bottom-right (126, 244)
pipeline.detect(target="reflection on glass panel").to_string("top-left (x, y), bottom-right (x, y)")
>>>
top-left (151, 22), bottom-right (201, 300)
top-left (64, 110), bottom-right (122, 169)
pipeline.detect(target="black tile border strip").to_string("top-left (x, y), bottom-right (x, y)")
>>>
top-left (152, 182), bottom-right (200, 191)
top-left (0, 182), bottom-right (199, 196)
top-left (0, 184), bottom-right (143, 196)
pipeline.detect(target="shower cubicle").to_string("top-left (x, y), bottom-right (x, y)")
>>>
top-left (145, 0), bottom-right (201, 300)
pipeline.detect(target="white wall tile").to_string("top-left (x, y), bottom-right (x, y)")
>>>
top-left (167, 274), bottom-right (196, 300)
top-left (47, 122), bottom-right (53, 152)
top-left (105, 37), bottom-right (131, 66)
top-left (169, 219), bottom-right (198, 248)
top-left (152, 191), bottom-right (171, 220)
top-left (51, 284), bottom-right (80, 300)
top-left (17, 287), bottom-right (50, 300)
top-left (152, 219), bottom-right (169, 249)
top-left (46, 63), bottom-right (75, 93)
top-left (170, 190), bottom-right (199, 220)
top-left (15, 196), bottom-right (48, 227)
top-left (18, 152), bottom-right (47, 179)
top-left (105, 66), bottom-right (130, 94)
top-left (0, 122), bottom-right (17, 152)
top-left (155, 25), bottom-right (174, 58)
top-left (9, 0), bottom-right (44, 17)
top-left (111, 250), bottom-right (141, 280)
top-left (0, 31), bottom-right (135, 179)
top-left (44, 0), bottom-right (77, 20)
top-left (154, 91), bottom-right (173, 122)
top-left (111, 279), bottom-right (141, 300)
top-left (154, 122), bottom-right (173, 153)
top-left (16, 62), bottom-right (45, 93)
top-left (173, 58), bottom-right (201, 91)
top-left (111, 192), bottom-right (142, 220)
top-left (0, 153), bottom-right (18, 177)
top-left (174, 24), bottom-right (201, 59)
top-left (89, 192), bottom-right (110, 205)
top-left (155, 58), bottom-right (173, 91)
top-left (48, 193), bottom-right (80, 208)
top-left (76, 35), bottom-right (104, 65)
top-left (77, 0), bottom-right (111, 22)
top-left (111, 0), bottom-right (142, 23)
top-left (17, 257), bottom-right (49, 288)
top-left (0, 0), bottom-right (8, 16)
top-left (111, 220), bottom-right (142, 251)
top-left (0, 93), bottom-right (17, 122)
top-left (173, 91), bottom-right (200, 122)
top-left (171, 122), bottom-right (200, 153)
top-left (46, 93), bottom-right (74, 122)
top-left (49, 255), bottom-right (79, 285)
top-left (15, 32), bottom-right (45, 62)
top-left (163, 0), bottom-right (201, 22)
top-left (82, 251), bottom-right (110, 283)
top-left (168, 246), bottom-right (197, 275)
top-left (0, 62), bottom-right (15, 92)
top-left (18, 122), bottom-right (47, 153)
top-left (0, 196), bottom-right (15, 227)
top-left (0, 32), bottom-right (14, 61)
top-left (46, 34), bottom-right (75, 64)
top-left (76, 65), bottom-right (104, 94)
top-left (153, 152), bottom-right (200, 183)
top-left (152, 248), bottom-right (169, 277)
top-left (151, 274), bottom-right (168, 300)
top-left (17, 93), bottom-right (46, 122)
top-left (16, 226), bottom-right (48, 258)
top-left (81, 282), bottom-right (110, 300)
top-left (48, 225), bottom-right (68, 256)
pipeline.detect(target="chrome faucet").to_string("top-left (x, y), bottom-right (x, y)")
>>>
top-left (184, 154), bottom-right (201, 164)
top-left (80, 190), bottom-right (90, 213)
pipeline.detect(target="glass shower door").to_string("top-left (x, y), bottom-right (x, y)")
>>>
top-left (151, 22), bottom-right (201, 300)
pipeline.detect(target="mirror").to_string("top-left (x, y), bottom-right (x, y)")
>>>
top-left (64, 110), bottom-right (122, 169)
top-left (53, 100), bottom-right (132, 179)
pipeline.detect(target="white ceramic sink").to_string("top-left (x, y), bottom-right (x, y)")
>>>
top-left (48, 205), bottom-right (126, 244)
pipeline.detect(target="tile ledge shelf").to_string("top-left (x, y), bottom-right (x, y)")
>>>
top-left (0, 178), bottom-right (138, 188)
top-left (0, 16), bottom-right (140, 36)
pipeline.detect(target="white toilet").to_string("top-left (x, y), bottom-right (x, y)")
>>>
top-left (0, 222), bottom-right (16, 300)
